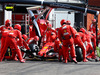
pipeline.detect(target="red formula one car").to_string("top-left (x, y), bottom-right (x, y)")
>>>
top-left (38, 42), bottom-right (58, 60)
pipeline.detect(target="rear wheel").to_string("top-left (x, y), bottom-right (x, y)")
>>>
top-left (75, 46), bottom-right (83, 62)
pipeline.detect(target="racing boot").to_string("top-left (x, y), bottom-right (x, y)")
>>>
top-left (63, 58), bottom-right (68, 63)
top-left (63, 54), bottom-right (68, 63)
top-left (70, 45), bottom-right (77, 64)
top-left (64, 59), bottom-right (67, 63)
top-left (83, 58), bottom-right (88, 62)
top-left (14, 56), bottom-right (18, 61)
top-left (20, 59), bottom-right (26, 63)
top-left (72, 58), bottom-right (77, 64)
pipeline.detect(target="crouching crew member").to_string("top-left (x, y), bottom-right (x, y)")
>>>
top-left (0, 24), bottom-right (25, 63)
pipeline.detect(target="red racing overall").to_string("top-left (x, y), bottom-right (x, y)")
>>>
top-left (54, 38), bottom-right (63, 61)
top-left (0, 29), bottom-right (25, 63)
top-left (58, 24), bottom-right (77, 63)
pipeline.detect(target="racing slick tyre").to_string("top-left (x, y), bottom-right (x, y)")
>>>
top-left (75, 46), bottom-right (83, 62)
top-left (29, 44), bottom-right (39, 55)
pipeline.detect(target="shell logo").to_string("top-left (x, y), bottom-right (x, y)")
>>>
top-left (64, 30), bottom-right (66, 32)
top-left (44, 47), bottom-right (48, 49)
top-left (11, 31), bottom-right (13, 32)
top-left (41, 23), bottom-right (44, 25)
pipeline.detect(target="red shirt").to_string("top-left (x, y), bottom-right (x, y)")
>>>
top-left (89, 23), bottom-right (96, 33)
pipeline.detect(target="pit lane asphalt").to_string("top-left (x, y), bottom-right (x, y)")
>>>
top-left (0, 59), bottom-right (100, 75)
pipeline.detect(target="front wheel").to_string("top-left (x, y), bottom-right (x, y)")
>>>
top-left (29, 44), bottom-right (40, 55)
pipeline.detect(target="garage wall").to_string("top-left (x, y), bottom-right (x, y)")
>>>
top-left (87, 13), bottom-right (94, 31)
top-left (98, 14), bottom-right (100, 33)
top-left (52, 11), bottom-right (74, 28)
top-left (87, 13), bottom-right (100, 33)
top-left (55, 11), bottom-right (74, 28)
top-left (88, 0), bottom-right (100, 32)
top-left (88, 0), bottom-right (100, 7)
top-left (4, 10), bottom-right (12, 25)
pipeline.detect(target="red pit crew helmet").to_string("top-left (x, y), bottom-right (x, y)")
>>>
top-left (60, 19), bottom-right (66, 26)
top-left (14, 24), bottom-right (21, 31)
top-left (22, 34), bottom-right (28, 41)
top-left (5, 19), bottom-right (11, 27)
